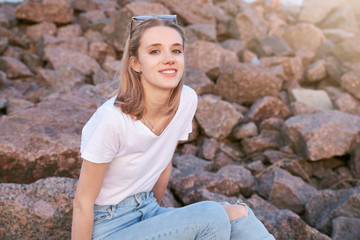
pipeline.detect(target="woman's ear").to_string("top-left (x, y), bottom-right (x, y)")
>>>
top-left (130, 56), bottom-right (141, 73)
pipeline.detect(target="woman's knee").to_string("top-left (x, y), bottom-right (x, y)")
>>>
top-left (222, 204), bottom-right (249, 221)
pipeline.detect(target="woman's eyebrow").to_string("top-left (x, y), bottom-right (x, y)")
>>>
top-left (146, 43), bottom-right (183, 49)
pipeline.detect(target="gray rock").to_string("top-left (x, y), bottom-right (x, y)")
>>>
top-left (305, 187), bottom-right (360, 235)
top-left (196, 94), bottom-right (242, 139)
top-left (290, 88), bottom-right (333, 111)
top-left (184, 68), bottom-right (214, 95)
top-left (324, 86), bottom-right (360, 115)
top-left (258, 35), bottom-right (293, 57)
top-left (256, 209), bottom-right (332, 240)
top-left (284, 110), bottom-right (360, 161)
top-left (199, 138), bottom-right (218, 161)
top-left (172, 154), bottom-right (208, 178)
top-left (331, 216), bottom-right (360, 240)
top-left (258, 167), bottom-right (318, 214)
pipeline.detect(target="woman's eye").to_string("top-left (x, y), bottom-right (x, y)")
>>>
top-left (173, 49), bottom-right (182, 54)
top-left (150, 50), bottom-right (159, 54)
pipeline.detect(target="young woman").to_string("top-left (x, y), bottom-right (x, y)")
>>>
top-left (72, 15), bottom-right (275, 240)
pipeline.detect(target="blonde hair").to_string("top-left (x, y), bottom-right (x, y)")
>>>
top-left (114, 18), bottom-right (186, 120)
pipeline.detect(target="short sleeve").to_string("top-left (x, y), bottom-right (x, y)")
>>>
top-left (178, 86), bottom-right (198, 141)
top-left (80, 106), bottom-right (121, 163)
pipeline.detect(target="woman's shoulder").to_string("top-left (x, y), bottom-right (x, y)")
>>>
top-left (182, 85), bottom-right (198, 103)
top-left (92, 96), bottom-right (127, 125)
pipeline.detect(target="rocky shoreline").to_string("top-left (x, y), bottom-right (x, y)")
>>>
top-left (0, 0), bottom-right (360, 239)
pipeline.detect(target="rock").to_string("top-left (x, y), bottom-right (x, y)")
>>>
top-left (0, 56), bottom-right (33, 79)
top-left (305, 187), bottom-right (360, 235)
top-left (6, 98), bottom-right (35, 115)
top-left (0, 38), bottom-right (8, 55)
top-left (199, 138), bottom-right (218, 161)
top-left (186, 40), bottom-right (238, 80)
top-left (284, 23), bottom-right (325, 53)
top-left (191, 188), bottom-right (244, 204)
top-left (72, 0), bottom-right (99, 12)
top-left (184, 68), bottom-right (213, 95)
top-left (319, 4), bottom-right (359, 33)
top-left (331, 216), bottom-right (360, 240)
top-left (195, 94), bottom-right (243, 139)
top-left (79, 10), bottom-right (108, 31)
top-left (21, 50), bottom-right (42, 73)
top-left (57, 24), bottom-right (83, 38)
top-left (218, 142), bottom-right (244, 161)
top-left (244, 96), bottom-right (291, 124)
top-left (242, 130), bottom-right (284, 155)
top-left (171, 172), bottom-right (240, 205)
top-left (219, 39), bottom-right (246, 60)
top-left (260, 56), bottom-right (304, 82)
top-left (38, 35), bottom-right (89, 56)
top-left (340, 71), bottom-right (360, 100)
top-left (260, 118), bottom-right (285, 132)
top-left (26, 22), bottom-right (57, 43)
top-left (324, 86), bottom-right (360, 115)
top-left (157, 0), bottom-right (215, 25)
top-left (217, 165), bottom-right (256, 197)
top-left (232, 122), bottom-right (258, 140)
top-left (43, 47), bottom-right (100, 76)
top-left (322, 29), bottom-right (355, 44)
top-left (290, 88), bottom-right (333, 111)
top-left (234, 2), bottom-right (267, 41)
top-left (333, 37), bottom-right (360, 62)
top-left (36, 67), bottom-right (86, 90)
top-left (290, 101), bottom-right (321, 115)
top-left (256, 209), bottom-right (332, 240)
top-left (15, 0), bottom-right (74, 24)
top-left (205, 151), bottom-right (236, 172)
top-left (258, 167), bottom-right (318, 214)
top-left (0, 177), bottom-right (76, 239)
top-left (0, 26), bottom-right (27, 48)
top-left (298, 0), bottom-right (343, 24)
top-left (215, 63), bottom-right (282, 105)
top-left (350, 143), bottom-right (360, 178)
top-left (284, 110), bottom-right (360, 161)
top-left (172, 154), bottom-right (208, 178)
top-left (306, 59), bottom-right (327, 82)
top-left (258, 35), bottom-right (293, 57)
top-left (88, 40), bottom-right (115, 64)
top-left (161, 189), bottom-right (181, 208)
top-left (246, 194), bottom-right (278, 211)
top-left (185, 24), bottom-right (217, 43)
top-left (0, 99), bottom-right (94, 183)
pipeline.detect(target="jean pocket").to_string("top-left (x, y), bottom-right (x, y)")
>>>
top-left (94, 210), bottom-right (112, 224)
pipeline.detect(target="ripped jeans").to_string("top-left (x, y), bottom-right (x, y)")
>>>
top-left (92, 192), bottom-right (275, 240)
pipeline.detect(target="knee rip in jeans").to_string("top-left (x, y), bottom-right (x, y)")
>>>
top-left (221, 203), bottom-right (249, 221)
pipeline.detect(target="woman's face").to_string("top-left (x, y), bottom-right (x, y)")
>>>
top-left (131, 26), bottom-right (184, 93)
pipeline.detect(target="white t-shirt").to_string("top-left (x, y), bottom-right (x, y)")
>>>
top-left (80, 85), bottom-right (198, 205)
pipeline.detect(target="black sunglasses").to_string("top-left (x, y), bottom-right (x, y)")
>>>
top-left (130, 15), bottom-right (177, 39)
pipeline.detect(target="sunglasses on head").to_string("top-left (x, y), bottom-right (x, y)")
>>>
top-left (130, 15), bottom-right (177, 39)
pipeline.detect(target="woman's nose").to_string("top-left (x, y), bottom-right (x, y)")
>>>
top-left (162, 51), bottom-right (175, 65)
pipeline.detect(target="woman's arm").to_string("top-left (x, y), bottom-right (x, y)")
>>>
top-left (72, 160), bottom-right (110, 240)
top-left (152, 160), bottom-right (172, 205)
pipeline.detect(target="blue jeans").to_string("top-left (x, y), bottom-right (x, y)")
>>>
top-left (92, 192), bottom-right (275, 240)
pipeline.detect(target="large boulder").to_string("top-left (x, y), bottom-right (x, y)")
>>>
top-left (195, 94), bottom-right (243, 139)
top-left (214, 63), bottom-right (282, 105)
top-left (305, 187), bottom-right (360, 235)
top-left (284, 110), bottom-right (360, 161)
top-left (15, 0), bottom-right (75, 24)
top-left (0, 98), bottom-right (95, 183)
top-left (258, 167), bottom-right (318, 214)
top-left (0, 177), bottom-right (76, 239)
top-left (298, 0), bottom-right (343, 24)
top-left (185, 40), bottom-right (238, 80)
